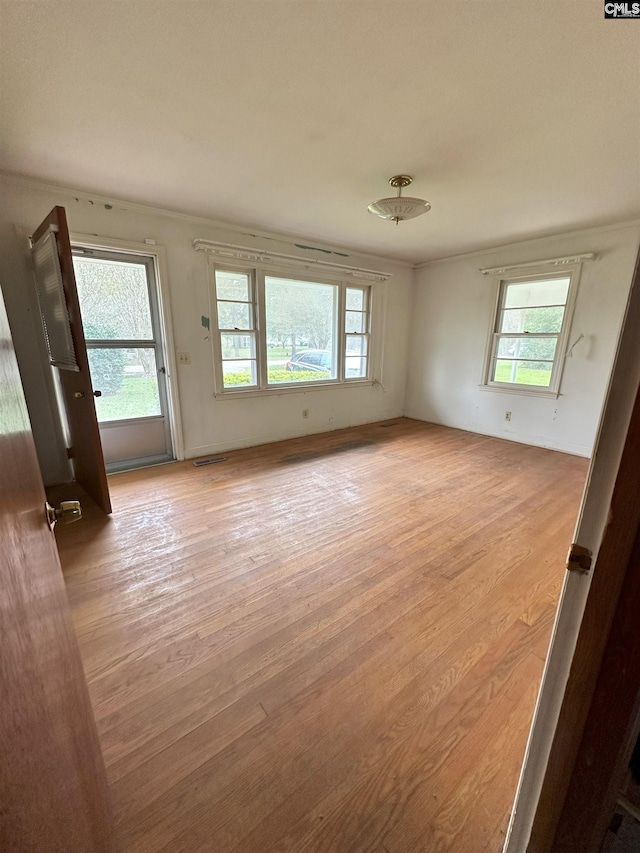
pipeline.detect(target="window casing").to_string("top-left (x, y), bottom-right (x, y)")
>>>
top-left (214, 269), bottom-right (259, 388)
top-left (483, 267), bottom-right (580, 396)
top-left (210, 259), bottom-right (373, 394)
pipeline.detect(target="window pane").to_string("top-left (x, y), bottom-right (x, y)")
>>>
top-left (346, 288), bottom-right (365, 311)
top-left (275, 349), bottom-right (332, 383)
top-left (346, 335), bottom-right (368, 357)
top-left (265, 341), bottom-right (296, 380)
top-left (500, 305), bottom-right (565, 334)
top-left (215, 270), bottom-right (250, 302)
top-left (493, 359), bottom-right (553, 387)
top-left (220, 333), bottom-right (255, 360)
top-left (88, 347), bottom-right (160, 421)
top-left (504, 278), bottom-right (570, 309)
top-left (496, 336), bottom-right (557, 361)
top-left (222, 360), bottom-right (257, 388)
top-left (346, 356), bottom-right (367, 378)
top-left (217, 301), bottom-right (252, 330)
top-left (345, 311), bottom-right (366, 333)
top-left (265, 276), bottom-right (337, 384)
top-left (74, 257), bottom-right (153, 340)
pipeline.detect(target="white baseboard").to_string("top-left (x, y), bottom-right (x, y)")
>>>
top-left (403, 411), bottom-right (592, 458)
top-left (184, 409), bottom-right (404, 459)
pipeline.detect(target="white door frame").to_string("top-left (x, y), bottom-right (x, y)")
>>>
top-left (504, 247), bottom-right (640, 852)
top-left (70, 232), bottom-right (184, 464)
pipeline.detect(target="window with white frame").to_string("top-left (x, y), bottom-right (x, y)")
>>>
top-left (264, 276), bottom-right (338, 384)
top-left (484, 269), bottom-right (578, 395)
top-left (214, 269), bottom-right (258, 387)
top-left (211, 264), bottom-right (372, 393)
top-left (345, 286), bottom-right (370, 379)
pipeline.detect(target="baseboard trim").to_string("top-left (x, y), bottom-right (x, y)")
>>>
top-left (403, 412), bottom-right (592, 458)
top-left (184, 411), bottom-right (405, 459)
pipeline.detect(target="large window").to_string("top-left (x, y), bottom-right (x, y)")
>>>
top-left (484, 270), bottom-right (578, 395)
top-left (211, 264), bottom-right (371, 393)
top-left (265, 276), bottom-right (338, 385)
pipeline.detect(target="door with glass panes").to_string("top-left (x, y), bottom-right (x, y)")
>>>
top-left (71, 247), bottom-right (174, 472)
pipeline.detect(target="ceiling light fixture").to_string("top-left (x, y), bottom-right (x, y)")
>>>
top-left (368, 175), bottom-right (431, 225)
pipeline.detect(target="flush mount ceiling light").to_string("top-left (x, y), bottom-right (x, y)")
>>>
top-left (367, 175), bottom-right (431, 225)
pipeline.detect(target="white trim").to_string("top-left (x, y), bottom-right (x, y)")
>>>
top-left (479, 253), bottom-right (597, 276)
top-left (193, 239), bottom-right (392, 282)
top-left (207, 257), bottom-right (376, 397)
top-left (415, 220), bottom-right (640, 269)
top-left (184, 410), bottom-right (404, 458)
top-left (69, 232), bottom-right (185, 461)
top-left (477, 384), bottom-right (560, 400)
top-left (212, 378), bottom-right (375, 400)
top-left (503, 237), bottom-right (640, 853)
top-left (3, 172), bottom-right (638, 271)
top-left (481, 265), bottom-right (581, 397)
top-left (403, 412), bottom-right (592, 458)
top-left (0, 171), bottom-right (412, 269)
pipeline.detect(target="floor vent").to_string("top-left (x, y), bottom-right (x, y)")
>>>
top-left (193, 457), bottom-right (226, 467)
top-left (380, 421), bottom-right (400, 428)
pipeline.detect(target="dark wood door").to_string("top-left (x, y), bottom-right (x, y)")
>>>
top-left (0, 287), bottom-right (115, 851)
top-left (32, 206), bottom-right (111, 513)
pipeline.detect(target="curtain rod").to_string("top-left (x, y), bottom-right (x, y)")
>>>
top-left (480, 253), bottom-right (597, 276)
top-left (192, 239), bottom-right (392, 282)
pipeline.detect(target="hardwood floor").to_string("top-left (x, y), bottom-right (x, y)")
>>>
top-left (55, 418), bottom-right (588, 853)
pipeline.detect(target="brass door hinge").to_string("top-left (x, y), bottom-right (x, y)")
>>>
top-left (566, 543), bottom-right (592, 574)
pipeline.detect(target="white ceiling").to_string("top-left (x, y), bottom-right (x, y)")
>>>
top-left (1, 1), bottom-right (639, 264)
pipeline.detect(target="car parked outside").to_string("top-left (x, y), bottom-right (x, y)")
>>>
top-left (285, 350), bottom-right (332, 373)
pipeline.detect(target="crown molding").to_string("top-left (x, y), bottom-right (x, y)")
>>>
top-left (192, 239), bottom-right (391, 282)
top-left (0, 171), bottom-right (413, 270)
top-left (480, 253), bottom-right (597, 276)
top-left (414, 218), bottom-right (640, 270)
top-left (4, 172), bottom-right (636, 274)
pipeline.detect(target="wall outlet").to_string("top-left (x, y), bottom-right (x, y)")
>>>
top-left (505, 411), bottom-right (512, 421)
top-left (302, 409), bottom-right (309, 419)
top-left (177, 352), bottom-right (191, 365)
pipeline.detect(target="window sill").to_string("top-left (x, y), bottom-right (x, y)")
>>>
top-left (478, 383), bottom-right (560, 400)
top-left (214, 378), bottom-right (375, 400)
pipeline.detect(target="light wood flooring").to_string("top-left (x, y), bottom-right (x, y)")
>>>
top-left (55, 418), bottom-right (588, 853)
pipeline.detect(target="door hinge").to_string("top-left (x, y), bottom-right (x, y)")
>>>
top-left (566, 543), bottom-right (592, 574)
top-left (66, 447), bottom-right (74, 459)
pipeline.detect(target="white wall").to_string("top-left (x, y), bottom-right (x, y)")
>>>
top-left (0, 177), bottom-right (413, 483)
top-left (405, 223), bottom-right (640, 457)
top-left (3, 175), bottom-right (637, 482)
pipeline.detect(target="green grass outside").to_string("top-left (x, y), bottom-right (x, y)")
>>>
top-left (494, 362), bottom-right (551, 386)
top-left (266, 346), bottom-right (298, 359)
top-left (98, 362), bottom-right (553, 420)
top-left (96, 366), bottom-right (330, 419)
top-left (95, 376), bottom-right (160, 421)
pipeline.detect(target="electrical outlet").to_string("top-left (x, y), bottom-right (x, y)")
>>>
top-left (177, 352), bottom-right (191, 365)
top-left (302, 409), bottom-right (309, 419)
top-left (505, 411), bottom-right (512, 421)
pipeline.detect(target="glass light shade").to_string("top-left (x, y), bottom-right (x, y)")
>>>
top-left (367, 196), bottom-right (431, 221)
